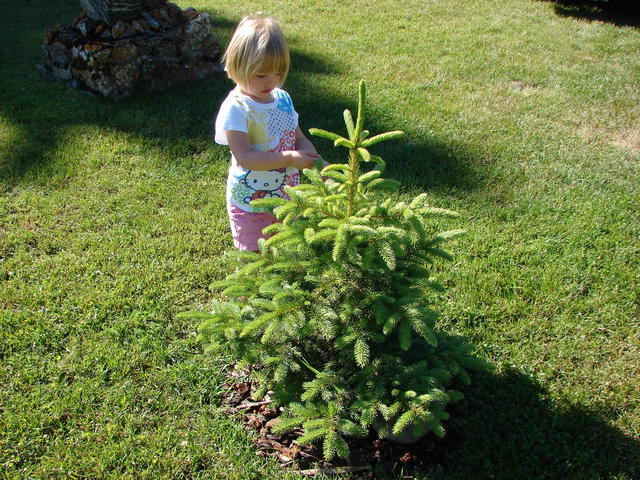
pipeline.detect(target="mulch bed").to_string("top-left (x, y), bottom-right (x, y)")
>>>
top-left (223, 369), bottom-right (459, 478)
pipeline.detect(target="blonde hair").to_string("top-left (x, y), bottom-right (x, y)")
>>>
top-left (223, 15), bottom-right (290, 88)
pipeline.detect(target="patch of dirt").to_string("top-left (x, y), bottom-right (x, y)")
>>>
top-left (609, 126), bottom-right (640, 155)
top-left (507, 80), bottom-right (541, 96)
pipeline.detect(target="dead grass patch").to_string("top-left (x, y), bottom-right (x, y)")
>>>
top-left (609, 125), bottom-right (640, 155)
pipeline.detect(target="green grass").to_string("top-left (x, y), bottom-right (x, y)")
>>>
top-left (1, 0), bottom-right (638, 478)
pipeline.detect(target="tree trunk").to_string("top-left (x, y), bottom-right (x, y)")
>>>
top-left (80, 0), bottom-right (166, 25)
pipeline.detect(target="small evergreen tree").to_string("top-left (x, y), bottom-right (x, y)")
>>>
top-left (182, 81), bottom-right (488, 460)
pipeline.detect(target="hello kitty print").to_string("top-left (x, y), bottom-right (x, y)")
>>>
top-left (215, 87), bottom-right (301, 213)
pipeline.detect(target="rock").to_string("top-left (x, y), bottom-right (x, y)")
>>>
top-left (183, 12), bottom-right (212, 49)
top-left (70, 46), bottom-right (88, 69)
top-left (52, 65), bottom-right (73, 80)
top-left (44, 25), bottom-right (58, 44)
top-left (198, 36), bottom-right (221, 61)
top-left (55, 25), bottom-right (81, 46)
top-left (75, 18), bottom-right (89, 36)
top-left (76, 17), bottom-right (99, 37)
top-left (166, 2), bottom-right (181, 16)
top-left (93, 46), bottom-right (113, 63)
top-left (111, 61), bottom-right (140, 89)
top-left (135, 32), bottom-right (163, 48)
top-left (108, 43), bottom-right (139, 63)
top-left (99, 28), bottom-right (114, 40)
top-left (153, 39), bottom-right (178, 59)
top-left (119, 27), bottom-right (140, 39)
top-left (72, 12), bottom-right (88, 26)
top-left (140, 12), bottom-right (160, 30)
top-left (47, 42), bottom-right (71, 66)
top-left (182, 9), bottom-right (198, 21)
top-left (131, 20), bottom-right (146, 33)
top-left (111, 20), bottom-right (126, 39)
top-left (83, 43), bottom-right (110, 66)
top-left (83, 43), bottom-right (104, 54)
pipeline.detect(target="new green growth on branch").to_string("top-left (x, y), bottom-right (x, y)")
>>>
top-left (181, 80), bottom-right (489, 460)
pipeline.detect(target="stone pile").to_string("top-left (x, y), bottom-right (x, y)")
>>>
top-left (40, 1), bottom-right (222, 100)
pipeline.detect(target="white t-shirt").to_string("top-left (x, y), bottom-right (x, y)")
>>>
top-left (215, 87), bottom-right (301, 212)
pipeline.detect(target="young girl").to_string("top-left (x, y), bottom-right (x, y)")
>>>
top-left (214, 15), bottom-right (320, 252)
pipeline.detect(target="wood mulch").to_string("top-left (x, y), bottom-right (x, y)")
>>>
top-left (223, 369), bottom-right (457, 478)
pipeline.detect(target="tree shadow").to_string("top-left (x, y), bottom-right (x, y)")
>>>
top-left (422, 368), bottom-right (640, 479)
top-left (289, 71), bottom-right (485, 194)
top-left (0, 1), bottom-right (485, 196)
top-left (542, 0), bottom-right (640, 28)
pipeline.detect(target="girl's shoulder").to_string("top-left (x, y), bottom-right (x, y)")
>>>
top-left (273, 88), bottom-right (295, 113)
top-left (224, 87), bottom-right (250, 108)
top-left (215, 88), bottom-right (250, 130)
top-left (273, 87), bottom-right (292, 102)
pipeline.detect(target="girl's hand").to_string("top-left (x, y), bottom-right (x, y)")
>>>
top-left (286, 150), bottom-right (320, 170)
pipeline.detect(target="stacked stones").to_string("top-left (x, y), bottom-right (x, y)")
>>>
top-left (40, 0), bottom-right (221, 100)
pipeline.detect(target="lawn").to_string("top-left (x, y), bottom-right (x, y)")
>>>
top-left (1, 0), bottom-right (638, 479)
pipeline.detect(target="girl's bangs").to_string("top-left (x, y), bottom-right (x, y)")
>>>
top-left (255, 48), bottom-right (288, 75)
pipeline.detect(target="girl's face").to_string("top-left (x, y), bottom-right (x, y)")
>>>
top-left (241, 72), bottom-right (282, 103)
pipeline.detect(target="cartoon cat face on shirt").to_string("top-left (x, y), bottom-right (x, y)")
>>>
top-left (242, 168), bottom-right (287, 193)
top-left (242, 168), bottom-right (289, 204)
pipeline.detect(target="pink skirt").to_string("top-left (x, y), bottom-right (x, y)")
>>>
top-left (227, 202), bottom-right (278, 252)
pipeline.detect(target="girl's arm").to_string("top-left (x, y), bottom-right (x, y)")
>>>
top-left (226, 130), bottom-right (319, 171)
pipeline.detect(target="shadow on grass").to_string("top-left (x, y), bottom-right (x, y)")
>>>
top-left (421, 368), bottom-right (640, 479)
top-left (542, 0), bottom-right (640, 27)
top-left (0, 1), bottom-right (485, 196)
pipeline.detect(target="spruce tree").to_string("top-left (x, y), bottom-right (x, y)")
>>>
top-left (181, 81), bottom-right (489, 460)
